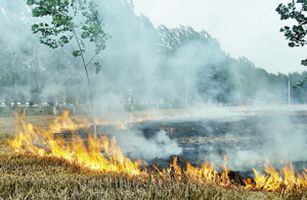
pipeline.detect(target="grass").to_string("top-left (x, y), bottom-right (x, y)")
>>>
top-left (0, 153), bottom-right (290, 200)
top-left (0, 115), bottom-right (306, 199)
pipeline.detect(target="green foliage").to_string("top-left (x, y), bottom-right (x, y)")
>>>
top-left (158, 25), bottom-right (220, 55)
top-left (94, 62), bottom-right (102, 74)
top-left (26, 0), bottom-right (109, 73)
top-left (157, 26), bottom-right (307, 104)
top-left (27, 0), bottom-right (73, 48)
top-left (276, 0), bottom-right (307, 66)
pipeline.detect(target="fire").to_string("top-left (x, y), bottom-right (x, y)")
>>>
top-left (8, 110), bottom-right (232, 185)
top-left (244, 164), bottom-right (307, 192)
top-left (152, 157), bottom-right (231, 188)
top-left (184, 157), bottom-right (230, 187)
top-left (49, 110), bottom-right (89, 132)
top-left (8, 110), bottom-right (307, 193)
top-left (9, 111), bottom-right (143, 176)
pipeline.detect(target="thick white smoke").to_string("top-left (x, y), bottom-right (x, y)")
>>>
top-left (0, 0), bottom-right (306, 166)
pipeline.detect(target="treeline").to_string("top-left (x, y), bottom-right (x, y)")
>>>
top-left (157, 26), bottom-right (307, 105)
top-left (0, 0), bottom-right (306, 108)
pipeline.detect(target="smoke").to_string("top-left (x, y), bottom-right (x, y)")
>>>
top-left (238, 111), bottom-right (307, 169)
top-left (88, 0), bottom-right (232, 109)
top-left (0, 0), bottom-right (293, 107)
top-left (112, 130), bottom-right (182, 160)
top-left (189, 107), bottom-right (307, 171)
top-left (0, 0), bottom-right (307, 166)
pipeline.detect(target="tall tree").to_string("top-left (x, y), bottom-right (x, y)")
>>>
top-left (276, 0), bottom-right (307, 66)
top-left (25, 0), bottom-right (109, 135)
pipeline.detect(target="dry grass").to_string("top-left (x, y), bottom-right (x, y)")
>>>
top-left (0, 115), bottom-right (306, 199)
top-left (0, 154), bottom-right (277, 199)
top-left (0, 142), bottom-right (305, 199)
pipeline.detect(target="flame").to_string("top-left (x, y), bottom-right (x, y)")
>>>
top-left (244, 164), bottom-right (307, 192)
top-left (9, 110), bottom-right (229, 182)
top-left (8, 110), bottom-right (307, 193)
top-left (184, 156), bottom-right (230, 187)
top-left (49, 110), bottom-right (89, 132)
top-left (152, 157), bottom-right (231, 188)
top-left (9, 111), bottom-right (142, 176)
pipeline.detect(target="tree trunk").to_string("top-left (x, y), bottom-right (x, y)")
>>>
top-left (73, 31), bottom-right (97, 137)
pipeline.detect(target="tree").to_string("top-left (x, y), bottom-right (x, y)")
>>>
top-left (158, 25), bottom-right (219, 55)
top-left (25, 0), bottom-right (110, 135)
top-left (276, 0), bottom-right (307, 66)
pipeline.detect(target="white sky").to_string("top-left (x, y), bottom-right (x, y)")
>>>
top-left (133, 0), bottom-right (306, 74)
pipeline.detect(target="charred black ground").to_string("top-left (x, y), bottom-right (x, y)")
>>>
top-left (56, 109), bottom-right (307, 182)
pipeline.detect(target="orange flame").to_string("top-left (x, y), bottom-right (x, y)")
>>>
top-left (244, 164), bottom-right (307, 192)
top-left (49, 110), bottom-right (89, 132)
top-left (8, 110), bottom-right (307, 193)
top-left (9, 111), bottom-right (142, 176)
top-left (8, 111), bottom-right (231, 184)
top-left (153, 157), bottom-right (231, 187)
top-left (184, 156), bottom-right (230, 187)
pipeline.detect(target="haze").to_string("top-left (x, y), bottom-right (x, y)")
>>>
top-left (133, 0), bottom-right (307, 74)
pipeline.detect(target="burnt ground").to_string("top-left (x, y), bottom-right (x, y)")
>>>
top-left (129, 110), bottom-right (307, 173)
top-left (57, 109), bottom-right (307, 179)
top-left (1, 111), bottom-right (307, 199)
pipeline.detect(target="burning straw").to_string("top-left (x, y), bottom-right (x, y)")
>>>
top-left (8, 111), bottom-right (307, 193)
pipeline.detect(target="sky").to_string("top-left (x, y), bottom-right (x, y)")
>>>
top-left (132, 0), bottom-right (306, 74)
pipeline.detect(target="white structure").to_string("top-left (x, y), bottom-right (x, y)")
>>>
top-left (288, 80), bottom-right (291, 105)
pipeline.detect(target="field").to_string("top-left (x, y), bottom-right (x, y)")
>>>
top-left (0, 113), bottom-right (306, 199)
top-left (0, 151), bottom-right (302, 199)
